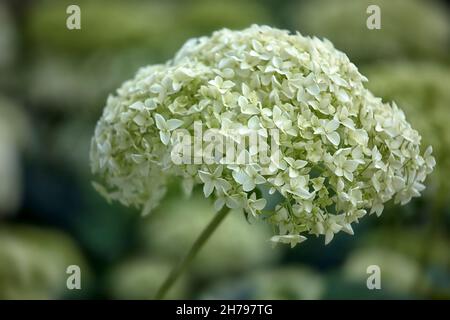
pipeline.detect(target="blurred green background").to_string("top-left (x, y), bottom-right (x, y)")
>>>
top-left (0, 0), bottom-right (449, 299)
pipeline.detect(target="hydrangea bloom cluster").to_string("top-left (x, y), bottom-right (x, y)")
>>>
top-left (91, 25), bottom-right (434, 246)
top-left (365, 62), bottom-right (449, 207)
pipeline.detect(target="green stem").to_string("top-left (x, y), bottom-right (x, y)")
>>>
top-left (154, 206), bottom-right (231, 299)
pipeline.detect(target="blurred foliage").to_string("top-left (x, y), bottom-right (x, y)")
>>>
top-left (0, 224), bottom-right (88, 299)
top-left (363, 228), bottom-right (450, 272)
top-left (27, 0), bottom-right (180, 56)
top-left (26, 0), bottom-right (273, 58)
top-left (0, 97), bottom-right (29, 215)
top-left (201, 266), bottom-right (325, 299)
top-left (107, 258), bottom-right (188, 299)
top-left (342, 248), bottom-right (421, 295)
top-left (0, 2), bottom-right (16, 70)
top-left (25, 0), bottom-right (274, 116)
top-left (362, 228), bottom-right (450, 298)
top-left (0, 0), bottom-right (449, 299)
top-left (140, 192), bottom-right (280, 278)
top-left (288, 0), bottom-right (449, 63)
top-left (26, 54), bottom-right (145, 116)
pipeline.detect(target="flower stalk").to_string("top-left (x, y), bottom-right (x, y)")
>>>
top-left (154, 206), bottom-right (231, 299)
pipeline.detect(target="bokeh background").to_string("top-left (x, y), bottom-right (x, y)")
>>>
top-left (0, 0), bottom-right (449, 299)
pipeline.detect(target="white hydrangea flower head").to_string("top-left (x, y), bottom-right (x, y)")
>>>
top-left (91, 25), bottom-right (434, 246)
top-left (365, 62), bottom-right (449, 208)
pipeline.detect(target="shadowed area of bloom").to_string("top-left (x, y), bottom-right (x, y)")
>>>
top-left (91, 25), bottom-right (434, 246)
